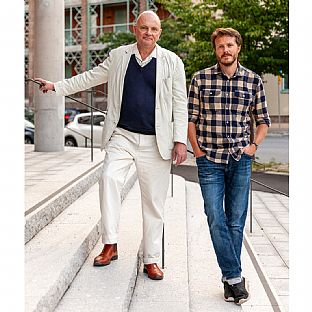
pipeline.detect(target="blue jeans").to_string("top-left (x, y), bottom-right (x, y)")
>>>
top-left (196, 153), bottom-right (252, 282)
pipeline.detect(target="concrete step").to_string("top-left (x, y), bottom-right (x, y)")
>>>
top-left (25, 160), bottom-right (104, 243)
top-left (25, 165), bottom-right (137, 312)
top-left (54, 182), bottom-right (143, 312)
top-left (186, 181), bottom-right (284, 312)
top-left (129, 175), bottom-right (189, 311)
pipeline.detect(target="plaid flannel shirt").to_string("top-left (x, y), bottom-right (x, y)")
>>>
top-left (188, 63), bottom-right (271, 164)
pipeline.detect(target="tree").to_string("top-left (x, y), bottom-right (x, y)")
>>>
top-left (100, 31), bottom-right (136, 57)
top-left (99, 0), bottom-right (288, 81)
top-left (158, 0), bottom-right (288, 80)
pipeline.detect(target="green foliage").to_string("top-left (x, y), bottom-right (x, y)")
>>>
top-left (158, 0), bottom-right (288, 80)
top-left (99, 31), bottom-right (136, 56)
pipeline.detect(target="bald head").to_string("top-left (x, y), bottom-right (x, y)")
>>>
top-left (136, 10), bottom-right (161, 27)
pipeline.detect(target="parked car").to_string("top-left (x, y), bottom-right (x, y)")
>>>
top-left (64, 108), bottom-right (89, 125)
top-left (64, 111), bottom-right (107, 147)
top-left (25, 119), bottom-right (35, 144)
top-left (25, 107), bottom-right (34, 124)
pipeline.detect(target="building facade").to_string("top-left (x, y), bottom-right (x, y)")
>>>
top-left (25, 0), bottom-right (288, 122)
top-left (25, 0), bottom-right (168, 111)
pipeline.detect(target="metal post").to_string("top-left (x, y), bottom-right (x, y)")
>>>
top-left (90, 90), bottom-right (94, 162)
top-left (162, 225), bottom-right (164, 269)
top-left (278, 76), bottom-right (282, 130)
top-left (249, 166), bottom-right (253, 233)
top-left (171, 161), bottom-right (173, 197)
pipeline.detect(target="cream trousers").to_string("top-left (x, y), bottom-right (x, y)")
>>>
top-left (99, 127), bottom-right (171, 264)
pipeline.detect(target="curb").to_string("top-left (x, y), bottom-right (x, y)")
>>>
top-left (243, 233), bottom-right (286, 312)
top-left (25, 167), bottom-right (137, 312)
top-left (25, 161), bottom-right (104, 243)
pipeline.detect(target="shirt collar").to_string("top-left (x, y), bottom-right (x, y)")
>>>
top-left (214, 62), bottom-right (244, 78)
top-left (133, 43), bottom-right (157, 61)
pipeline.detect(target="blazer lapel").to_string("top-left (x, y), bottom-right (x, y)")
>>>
top-left (155, 44), bottom-right (163, 109)
top-left (118, 44), bottom-right (133, 97)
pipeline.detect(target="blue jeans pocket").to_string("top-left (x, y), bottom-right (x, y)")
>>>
top-left (195, 155), bottom-right (206, 163)
top-left (242, 152), bottom-right (254, 159)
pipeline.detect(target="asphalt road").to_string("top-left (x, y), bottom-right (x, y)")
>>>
top-left (172, 165), bottom-right (289, 196)
top-left (255, 135), bottom-right (289, 163)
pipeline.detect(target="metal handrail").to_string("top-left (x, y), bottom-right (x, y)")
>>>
top-left (26, 77), bottom-right (107, 114)
top-left (25, 77), bottom-right (107, 162)
top-left (65, 127), bottom-right (91, 148)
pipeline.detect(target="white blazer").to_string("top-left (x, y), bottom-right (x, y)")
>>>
top-left (54, 43), bottom-right (188, 160)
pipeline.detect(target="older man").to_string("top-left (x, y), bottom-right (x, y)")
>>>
top-left (36, 11), bottom-right (188, 280)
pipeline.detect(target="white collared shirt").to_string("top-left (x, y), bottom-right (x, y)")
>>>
top-left (133, 43), bottom-right (157, 67)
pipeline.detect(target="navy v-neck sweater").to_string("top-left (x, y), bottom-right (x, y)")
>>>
top-left (117, 54), bottom-right (157, 135)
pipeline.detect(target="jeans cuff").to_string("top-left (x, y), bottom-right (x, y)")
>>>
top-left (222, 276), bottom-right (242, 285)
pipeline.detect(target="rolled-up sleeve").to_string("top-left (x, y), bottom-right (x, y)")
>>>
top-left (253, 78), bottom-right (271, 127)
top-left (188, 75), bottom-right (200, 124)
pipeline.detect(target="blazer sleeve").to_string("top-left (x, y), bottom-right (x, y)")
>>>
top-left (54, 54), bottom-right (111, 96)
top-left (172, 57), bottom-right (188, 145)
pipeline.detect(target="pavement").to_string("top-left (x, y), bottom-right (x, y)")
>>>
top-left (24, 142), bottom-right (289, 312)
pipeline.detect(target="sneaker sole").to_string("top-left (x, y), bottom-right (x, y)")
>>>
top-left (224, 296), bottom-right (235, 302)
top-left (235, 278), bottom-right (250, 305)
top-left (235, 294), bottom-right (251, 305)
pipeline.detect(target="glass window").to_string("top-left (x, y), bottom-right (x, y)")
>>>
top-left (78, 116), bottom-right (91, 124)
top-left (282, 74), bottom-right (289, 91)
top-left (114, 8), bottom-right (127, 32)
top-left (93, 115), bottom-right (105, 126)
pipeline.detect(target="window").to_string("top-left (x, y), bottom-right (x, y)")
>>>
top-left (78, 116), bottom-right (91, 124)
top-left (282, 74), bottom-right (289, 92)
top-left (78, 114), bottom-right (105, 125)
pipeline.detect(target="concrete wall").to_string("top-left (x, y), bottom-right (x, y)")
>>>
top-left (263, 74), bottom-right (289, 122)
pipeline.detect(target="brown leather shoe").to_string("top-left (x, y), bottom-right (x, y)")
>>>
top-left (93, 243), bottom-right (118, 266)
top-left (143, 263), bottom-right (164, 280)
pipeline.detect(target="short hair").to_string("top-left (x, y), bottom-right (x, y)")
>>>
top-left (211, 28), bottom-right (242, 49)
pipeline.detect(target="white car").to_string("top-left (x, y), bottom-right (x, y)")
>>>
top-left (64, 111), bottom-right (107, 148)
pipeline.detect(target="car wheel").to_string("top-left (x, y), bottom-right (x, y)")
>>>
top-left (65, 137), bottom-right (77, 147)
top-left (25, 136), bottom-right (33, 144)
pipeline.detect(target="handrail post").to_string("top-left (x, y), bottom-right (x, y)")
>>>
top-left (90, 89), bottom-right (94, 162)
top-left (162, 225), bottom-right (164, 269)
top-left (249, 177), bottom-right (253, 233)
top-left (171, 161), bottom-right (173, 197)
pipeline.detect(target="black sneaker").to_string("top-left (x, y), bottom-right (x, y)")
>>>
top-left (223, 281), bottom-right (234, 302)
top-left (228, 277), bottom-right (250, 305)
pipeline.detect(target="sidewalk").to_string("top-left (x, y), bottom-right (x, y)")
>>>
top-left (267, 123), bottom-right (289, 136)
top-left (24, 145), bottom-right (289, 312)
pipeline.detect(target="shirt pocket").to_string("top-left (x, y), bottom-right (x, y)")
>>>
top-left (232, 90), bottom-right (252, 115)
top-left (201, 89), bottom-right (222, 112)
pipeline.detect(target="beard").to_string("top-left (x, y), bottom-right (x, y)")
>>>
top-left (218, 54), bottom-right (237, 67)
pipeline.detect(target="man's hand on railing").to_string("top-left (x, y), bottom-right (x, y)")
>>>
top-left (34, 78), bottom-right (55, 93)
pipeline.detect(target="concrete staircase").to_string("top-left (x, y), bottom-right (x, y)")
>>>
top-left (25, 146), bottom-right (285, 312)
top-left (25, 150), bottom-right (137, 312)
